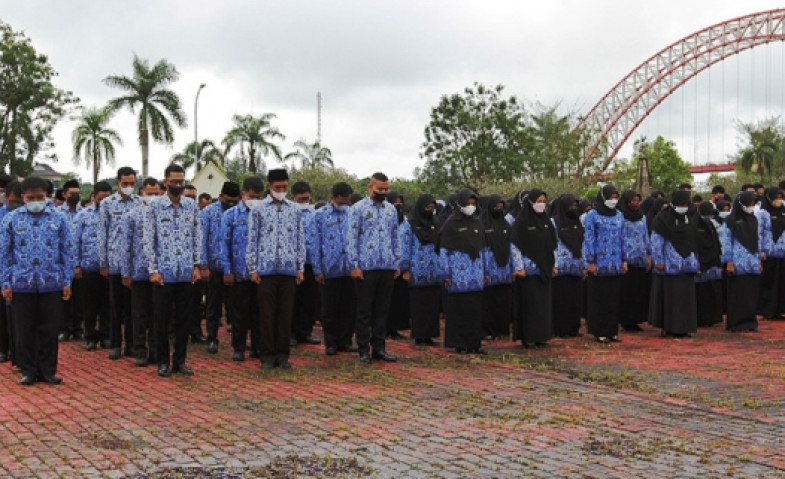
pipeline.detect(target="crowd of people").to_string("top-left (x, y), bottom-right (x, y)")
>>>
top-left (0, 163), bottom-right (779, 386)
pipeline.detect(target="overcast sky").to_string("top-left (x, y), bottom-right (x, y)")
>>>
top-left (3, 0), bottom-right (784, 183)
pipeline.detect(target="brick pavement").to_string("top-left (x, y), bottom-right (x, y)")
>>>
top-left (2, 318), bottom-right (785, 478)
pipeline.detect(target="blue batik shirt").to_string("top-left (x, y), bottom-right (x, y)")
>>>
top-left (720, 220), bottom-right (764, 276)
top-left (622, 216), bottom-right (650, 268)
top-left (246, 197), bottom-right (305, 277)
top-left (0, 205), bottom-right (75, 294)
top-left (347, 197), bottom-right (401, 272)
top-left (143, 195), bottom-right (204, 283)
top-left (583, 209), bottom-right (626, 276)
top-left (120, 202), bottom-right (152, 282)
top-left (650, 231), bottom-right (700, 275)
top-left (72, 204), bottom-right (103, 273)
top-left (301, 207), bottom-right (315, 265)
top-left (552, 218), bottom-right (587, 277)
top-left (99, 193), bottom-right (141, 275)
top-left (439, 248), bottom-right (487, 294)
top-left (398, 220), bottom-right (440, 287)
top-left (310, 204), bottom-right (352, 279)
top-left (200, 201), bottom-right (228, 272)
top-left (220, 201), bottom-right (253, 282)
top-left (57, 203), bottom-right (84, 223)
top-left (483, 244), bottom-right (525, 286)
top-left (757, 209), bottom-right (781, 258)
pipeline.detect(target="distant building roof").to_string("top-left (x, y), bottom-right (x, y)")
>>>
top-left (32, 163), bottom-right (64, 179)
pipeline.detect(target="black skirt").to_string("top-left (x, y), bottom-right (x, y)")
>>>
top-left (409, 286), bottom-right (441, 339)
top-left (586, 275), bottom-right (621, 338)
top-left (652, 274), bottom-right (697, 335)
top-left (620, 267), bottom-right (650, 326)
top-left (726, 274), bottom-right (759, 331)
top-left (757, 257), bottom-right (785, 318)
top-left (552, 275), bottom-right (582, 337)
top-left (443, 291), bottom-right (483, 350)
top-left (387, 277), bottom-right (411, 332)
top-left (514, 276), bottom-right (553, 344)
top-left (696, 280), bottom-right (723, 327)
top-left (482, 284), bottom-right (512, 339)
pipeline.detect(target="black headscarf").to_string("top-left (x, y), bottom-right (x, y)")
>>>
top-left (694, 201), bottom-right (722, 271)
top-left (651, 190), bottom-right (696, 258)
top-left (387, 191), bottom-right (405, 224)
top-left (480, 194), bottom-right (511, 267)
top-left (646, 198), bottom-right (669, 233)
top-left (578, 199), bottom-right (592, 215)
top-left (594, 185), bottom-right (619, 217)
top-left (762, 186), bottom-right (785, 243)
top-left (437, 192), bottom-right (459, 226)
top-left (434, 189), bottom-right (485, 260)
top-left (507, 190), bottom-right (527, 219)
top-left (715, 199), bottom-right (731, 224)
top-left (550, 193), bottom-right (583, 258)
top-left (619, 190), bottom-right (644, 221)
top-left (511, 189), bottom-right (557, 278)
top-left (728, 191), bottom-right (759, 254)
top-left (409, 194), bottom-right (438, 245)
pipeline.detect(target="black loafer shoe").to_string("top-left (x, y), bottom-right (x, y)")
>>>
top-left (207, 341), bottom-right (218, 354)
top-left (190, 334), bottom-right (207, 344)
top-left (38, 375), bottom-right (62, 385)
top-left (261, 360), bottom-right (275, 370)
top-left (157, 365), bottom-right (171, 377)
top-left (338, 345), bottom-right (359, 353)
top-left (108, 347), bottom-right (121, 360)
top-left (85, 341), bottom-right (97, 351)
top-left (57, 333), bottom-right (68, 342)
top-left (249, 350), bottom-right (260, 359)
top-left (0, 352), bottom-right (7, 363)
top-left (278, 359), bottom-right (292, 370)
top-left (135, 357), bottom-right (148, 367)
top-left (358, 354), bottom-right (372, 364)
top-left (174, 364), bottom-right (194, 376)
top-left (289, 338), bottom-right (298, 347)
top-left (325, 346), bottom-right (338, 356)
top-left (372, 351), bottom-right (397, 362)
top-left (20, 375), bottom-right (36, 386)
top-left (123, 348), bottom-right (134, 357)
top-left (100, 340), bottom-right (111, 349)
top-left (232, 351), bottom-right (244, 362)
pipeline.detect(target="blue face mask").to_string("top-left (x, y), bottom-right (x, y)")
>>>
top-left (25, 201), bottom-right (46, 214)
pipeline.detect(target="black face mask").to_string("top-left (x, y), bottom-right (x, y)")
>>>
top-left (7, 201), bottom-right (23, 211)
top-left (566, 208), bottom-right (579, 218)
top-left (168, 186), bottom-right (185, 197)
top-left (67, 194), bottom-right (80, 206)
top-left (221, 201), bottom-right (236, 211)
top-left (372, 191), bottom-right (387, 203)
top-left (491, 209), bottom-right (504, 218)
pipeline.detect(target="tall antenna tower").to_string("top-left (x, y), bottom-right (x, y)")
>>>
top-left (317, 91), bottom-right (322, 144)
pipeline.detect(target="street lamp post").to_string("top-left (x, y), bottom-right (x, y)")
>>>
top-left (194, 83), bottom-right (206, 173)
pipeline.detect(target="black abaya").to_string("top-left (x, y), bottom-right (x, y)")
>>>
top-left (409, 286), bottom-right (441, 339)
top-left (727, 275), bottom-right (759, 331)
top-left (515, 276), bottom-right (553, 344)
top-left (658, 274), bottom-right (697, 335)
top-left (387, 277), bottom-right (411, 333)
top-left (757, 257), bottom-right (785, 318)
top-left (482, 285), bottom-right (512, 339)
top-left (586, 275), bottom-right (621, 337)
top-left (619, 267), bottom-right (649, 326)
top-left (696, 280), bottom-right (723, 327)
top-left (444, 291), bottom-right (483, 350)
top-left (552, 275), bottom-right (582, 337)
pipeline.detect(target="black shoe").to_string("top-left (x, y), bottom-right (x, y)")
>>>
top-left (372, 351), bottom-right (397, 362)
top-left (157, 365), bottom-right (171, 377)
top-left (622, 324), bottom-right (644, 332)
top-left (325, 346), bottom-right (338, 356)
top-left (596, 336), bottom-right (611, 344)
top-left (190, 334), bottom-right (207, 344)
top-left (261, 359), bottom-right (275, 370)
top-left (278, 358), bottom-right (292, 370)
top-left (123, 348), bottom-right (134, 357)
top-left (20, 375), bottom-right (36, 386)
top-left (535, 342), bottom-right (548, 348)
top-left (358, 354), bottom-right (372, 364)
top-left (207, 341), bottom-right (218, 354)
top-left (108, 348), bottom-right (121, 360)
top-left (174, 364), bottom-right (194, 376)
top-left (456, 348), bottom-right (468, 354)
top-left (249, 350), bottom-right (260, 359)
top-left (387, 331), bottom-right (405, 340)
top-left (135, 357), bottom-right (148, 367)
top-left (100, 340), bottom-right (111, 349)
top-left (610, 336), bottom-right (622, 342)
top-left (58, 333), bottom-right (69, 342)
top-left (232, 351), bottom-right (244, 362)
top-left (474, 347), bottom-right (488, 355)
top-left (73, 332), bottom-right (85, 340)
top-left (0, 352), bottom-right (7, 363)
top-left (37, 375), bottom-right (62, 385)
top-left (338, 345), bottom-right (359, 353)
top-left (289, 338), bottom-right (298, 347)
top-left (85, 341), bottom-right (97, 351)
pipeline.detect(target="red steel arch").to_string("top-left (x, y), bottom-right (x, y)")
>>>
top-left (576, 8), bottom-right (785, 175)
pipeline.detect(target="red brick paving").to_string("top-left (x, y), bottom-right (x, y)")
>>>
top-left (1, 319), bottom-right (785, 477)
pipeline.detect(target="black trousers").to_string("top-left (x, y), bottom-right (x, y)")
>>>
top-left (81, 272), bottom-right (110, 343)
top-left (61, 277), bottom-right (84, 336)
top-left (13, 292), bottom-right (61, 377)
top-left (321, 276), bottom-right (356, 349)
top-left (354, 270), bottom-right (394, 356)
top-left (191, 281), bottom-right (207, 337)
top-left (109, 274), bottom-right (133, 350)
top-left (132, 281), bottom-right (155, 361)
top-left (154, 282), bottom-right (193, 367)
top-left (228, 280), bottom-right (260, 353)
top-left (0, 295), bottom-right (8, 355)
top-left (205, 272), bottom-right (225, 342)
top-left (257, 275), bottom-right (297, 360)
top-left (292, 264), bottom-right (317, 340)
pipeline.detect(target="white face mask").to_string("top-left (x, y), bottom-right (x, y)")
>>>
top-left (718, 211), bottom-right (731, 219)
top-left (295, 202), bottom-right (311, 210)
top-left (673, 206), bottom-right (688, 215)
top-left (245, 199), bottom-right (261, 209)
top-left (140, 196), bottom-right (152, 206)
top-left (271, 191), bottom-right (286, 202)
top-left (742, 205), bottom-right (756, 214)
top-left (460, 205), bottom-right (476, 216)
top-left (120, 186), bottom-right (135, 197)
top-left (532, 202), bottom-right (547, 214)
top-left (604, 199), bottom-right (618, 210)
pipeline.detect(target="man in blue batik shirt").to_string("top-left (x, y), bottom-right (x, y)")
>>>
top-left (221, 177), bottom-right (264, 362)
top-left (0, 176), bottom-right (75, 386)
top-left (246, 168), bottom-right (305, 370)
top-left (0, 180), bottom-right (23, 364)
top-left (144, 164), bottom-right (204, 377)
top-left (57, 179), bottom-right (84, 342)
top-left (99, 166), bottom-right (141, 360)
top-left (346, 172), bottom-right (401, 364)
top-left (201, 181), bottom-right (240, 355)
top-left (290, 180), bottom-right (321, 346)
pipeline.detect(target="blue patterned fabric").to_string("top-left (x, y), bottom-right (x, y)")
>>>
top-left (622, 216), bottom-right (650, 268)
top-left (346, 197), bottom-right (401, 272)
top-left (695, 266), bottom-right (723, 283)
top-left (119, 203), bottom-right (151, 282)
top-left (72, 204), bottom-right (103, 273)
top-left (99, 193), bottom-right (141, 275)
top-left (310, 204), bottom-right (352, 279)
top-left (246, 197), bottom-right (305, 277)
top-left (720, 222), bottom-right (763, 275)
top-left (483, 244), bottom-right (524, 286)
top-left (552, 218), bottom-right (587, 277)
top-left (57, 203), bottom-right (83, 222)
top-left (220, 202), bottom-right (253, 282)
top-left (398, 220), bottom-right (441, 287)
top-left (439, 248), bottom-right (486, 294)
top-left (757, 210), bottom-right (780, 258)
top-left (200, 201), bottom-right (227, 272)
top-left (142, 195), bottom-right (203, 283)
top-left (650, 231), bottom-right (700, 275)
top-left (583, 209), bottom-right (626, 276)
top-left (301, 207), bottom-right (315, 265)
top-left (0, 205), bottom-right (75, 293)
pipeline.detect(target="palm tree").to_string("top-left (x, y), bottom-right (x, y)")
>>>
top-left (72, 106), bottom-right (123, 184)
top-left (222, 113), bottom-right (285, 174)
top-left (103, 54), bottom-right (186, 177)
top-left (170, 139), bottom-right (225, 173)
top-left (740, 141), bottom-right (778, 183)
top-left (284, 139), bottom-right (334, 169)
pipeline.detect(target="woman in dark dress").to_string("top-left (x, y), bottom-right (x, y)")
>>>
top-left (694, 201), bottom-right (724, 327)
top-left (386, 191), bottom-right (410, 338)
top-left (550, 194), bottom-right (585, 338)
top-left (756, 187), bottom-right (785, 319)
top-left (618, 190), bottom-right (651, 331)
top-left (479, 195), bottom-right (515, 340)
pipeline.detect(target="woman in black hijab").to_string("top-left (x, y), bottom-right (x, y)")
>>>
top-left (506, 190), bottom-right (527, 225)
top-left (550, 194), bottom-right (585, 338)
top-left (722, 191), bottom-right (764, 332)
top-left (756, 187), bottom-right (785, 319)
top-left (386, 191), bottom-right (410, 338)
top-left (480, 194), bottom-right (514, 340)
top-left (694, 201), bottom-right (724, 327)
top-left (435, 189), bottom-right (488, 354)
top-left (648, 190), bottom-right (700, 337)
top-left (646, 197), bottom-right (669, 234)
top-left (511, 189), bottom-right (557, 348)
top-left (399, 194), bottom-right (442, 345)
top-left (618, 190), bottom-right (651, 331)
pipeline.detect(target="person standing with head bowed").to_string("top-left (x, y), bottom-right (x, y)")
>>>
top-left (479, 194), bottom-right (516, 341)
top-left (549, 193), bottom-right (586, 338)
top-left (756, 187), bottom-right (785, 320)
